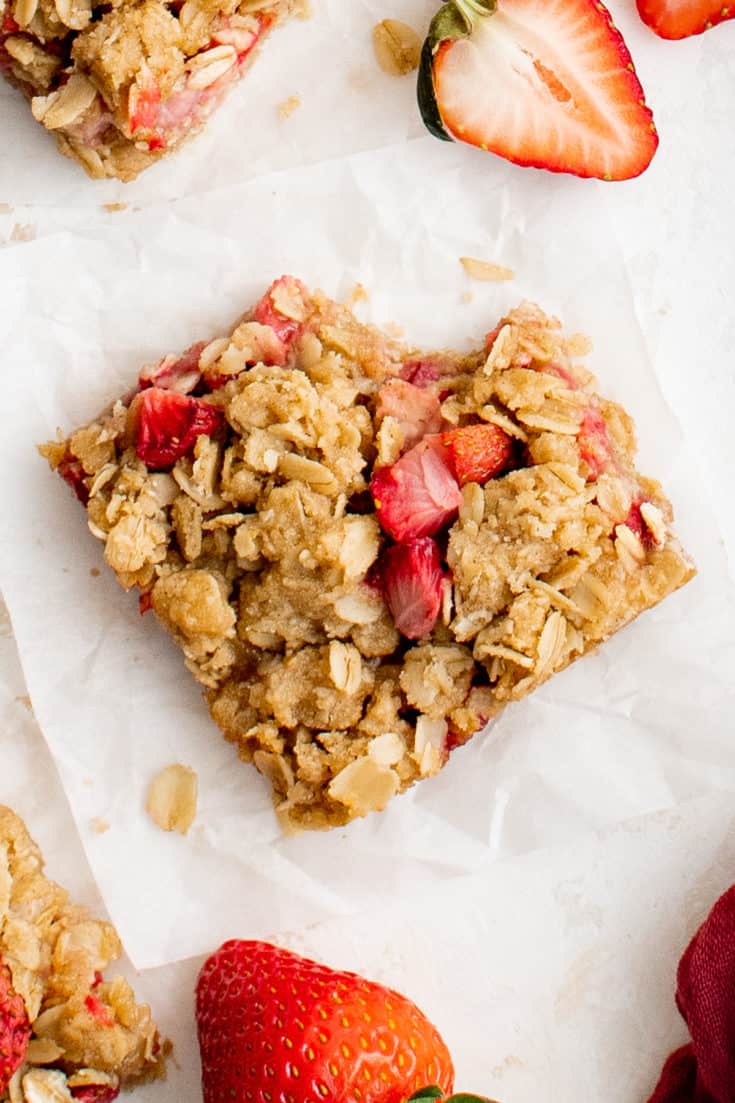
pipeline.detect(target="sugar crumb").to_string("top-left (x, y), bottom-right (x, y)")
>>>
top-left (15, 695), bottom-right (32, 712)
top-left (91, 817), bottom-right (110, 835)
top-left (102, 202), bottom-right (127, 213)
top-left (90, 567), bottom-right (101, 576)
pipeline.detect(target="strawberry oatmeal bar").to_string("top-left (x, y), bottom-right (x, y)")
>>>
top-left (0, 0), bottom-right (302, 180)
top-left (41, 278), bottom-right (695, 829)
top-left (0, 806), bottom-right (163, 1102)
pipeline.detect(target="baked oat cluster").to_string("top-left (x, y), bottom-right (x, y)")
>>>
top-left (0, 0), bottom-right (303, 180)
top-left (41, 278), bottom-right (695, 829)
top-left (0, 806), bottom-right (163, 1102)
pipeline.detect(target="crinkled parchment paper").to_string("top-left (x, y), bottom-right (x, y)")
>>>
top-left (1, 138), bottom-right (734, 969)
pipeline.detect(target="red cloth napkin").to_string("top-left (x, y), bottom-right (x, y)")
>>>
top-left (648, 885), bottom-right (735, 1103)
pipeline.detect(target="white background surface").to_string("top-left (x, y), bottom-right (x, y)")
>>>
top-left (1, 1), bottom-right (734, 1100)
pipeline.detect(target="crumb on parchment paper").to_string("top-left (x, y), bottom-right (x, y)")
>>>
top-left (146, 764), bottom-right (198, 835)
top-left (278, 94), bottom-right (302, 120)
top-left (102, 202), bottom-right (128, 212)
top-left (460, 256), bottom-right (514, 282)
top-left (372, 19), bottom-right (421, 76)
top-left (91, 817), bottom-right (110, 834)
top-left (10, 223), bottom-right (35, 242)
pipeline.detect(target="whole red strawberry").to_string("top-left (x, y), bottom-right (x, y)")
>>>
top-left (0, 959), bottom-right (30, 1093)
top-left (196, 941), bottom-right (455, 1103)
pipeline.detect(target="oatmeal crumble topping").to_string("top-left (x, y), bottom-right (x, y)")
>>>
top-left (0, 807), bottom-right (163, 1102)
top-left (41, 278), bottom-right (695, 830)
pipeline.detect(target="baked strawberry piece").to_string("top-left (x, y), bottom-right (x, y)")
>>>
top-left (42, 278), bottom-right (694, 829)
top-left (0, 0), bottom-right (302, 181)
top-left (0, 806), bottom-right (164, 1103)
top-left (196, 940), bottom-right (465, 1103)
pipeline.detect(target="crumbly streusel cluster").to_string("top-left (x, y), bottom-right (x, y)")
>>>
top-left (0, 0), bottom-right (302, 179)
top-left (42, 279), bottom-right (695, 829)
top-left (0, 806), bottom-right (163, 1102)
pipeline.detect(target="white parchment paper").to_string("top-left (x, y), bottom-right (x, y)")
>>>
top-left (3, 626), bottom-right (735, 1101)
top-left (1, 138), bottom-right (734, 970)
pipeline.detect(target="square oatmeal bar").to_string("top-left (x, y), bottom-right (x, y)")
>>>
top-left (0, 806), bottom-right (163, 1102)
top-left (0, 0), bottom-right (303, 180)
top-left (41, 278), bottom-right (695, 829)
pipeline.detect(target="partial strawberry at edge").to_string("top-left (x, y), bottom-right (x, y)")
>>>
top-left (371, 436), bottom-right (462, 543)
top-left (380, 537), bottom-right (447, 640)
top-left (131, 387), bottom-right (225, 471)
top-left (196, 940), bottom-right (455, 1103)
top-left (419, 0), bottom-right (658, 181)
top-left (253, 276), bottom-right (308, 350)
top-left (637, 0), bottom-right (735, 38)
top-left (0, 959), bottom-right (31, 1093)
top-left (70, 1083), bottom-right (120, 1103)
top-left (138, 341), bottom-right (207, 394)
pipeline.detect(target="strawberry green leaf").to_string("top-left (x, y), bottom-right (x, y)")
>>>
top-left (408, 1088), bottom-right (444, 1102)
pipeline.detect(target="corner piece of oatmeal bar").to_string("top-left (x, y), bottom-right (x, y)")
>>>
top-left (0, 0), bottom-right (304, 181)
top-left (0, 806), bottom-right (164, 1103)
top-left (41, 278), bottom-right (695, 830)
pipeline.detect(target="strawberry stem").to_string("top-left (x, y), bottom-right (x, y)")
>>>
top-left (453, 0), bottom-right (496, 29)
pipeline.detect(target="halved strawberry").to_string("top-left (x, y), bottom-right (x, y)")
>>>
top-left (131, 387), bottom-right (224, 471)
top-left (637, 0), bottom-right (734, 38)
top-left (376, 379), bottom-right (444, 452)
top-left (139, 341), bottom-right (206, 394)
top-left (252, 276), bottom-right (308, 350)
top-left (371, 436), bottom-right (462, 542)
top-left (441, 423), bottom-right (513, 485)
top-left (418, 0), bottom-right (658, 181)
top-left (379, 538), bottom-right (447, 640)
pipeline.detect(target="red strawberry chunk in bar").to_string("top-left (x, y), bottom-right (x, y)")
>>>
top-left (379, 537), bottom-right (446, 640)
top-left (371, 436), bottom-right (462, 542)
top-left (441, 423), bottom-right (514, 486)
top-left (253, 276), bottom-right (308, 350)
top-left (578, 406), bottom-right (614, 479)
top-left (0, 959), bottom-right (30, 1093)
top-left (375, 379), bottom-right (444, 452)
top-left (84, 994), bottom-right (115, 1027)
top-left (70, 1086), bottom-right (120, 1103)
top-left (128, 84), bottom-right (161, 134)
top-left (58, 456), bottom-right (90, 504)
top-left (622, 499), bottom-right (657, 549)
top-left (132, 387), bottom-right (224, 471)
top-left (139, 341), bottom-right (206, 394)
top-left (400, 358), bottom-right (442, 387)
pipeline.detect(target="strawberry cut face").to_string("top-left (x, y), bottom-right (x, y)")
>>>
top-left (371, 436), bottom-right (462, 542)
top-left (420, 0), bottom-right (658, 181)
top-left (131, 387), bottom-right (225, 471)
